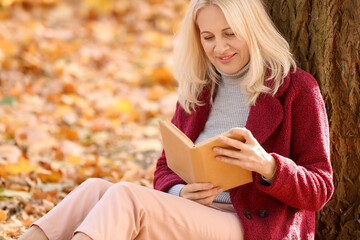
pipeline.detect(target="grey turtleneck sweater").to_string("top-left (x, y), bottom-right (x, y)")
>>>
top-left (168, 64), bottom-right (250, 203)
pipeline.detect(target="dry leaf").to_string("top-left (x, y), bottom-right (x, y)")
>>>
top-left (4, 157), bottom-right (37, 175)
top-left (0, 209), bottom-right (8, 222)
top-left (37, 169), bottom-right (62, 183)
top-left (104, 99), bottom-right (138, 121)
top-left (60, 128), bottom-right (79, 141)
top-left (22, 217), bottom-right (33, 227)
top-left (149, 67), bottom-right (175, 86)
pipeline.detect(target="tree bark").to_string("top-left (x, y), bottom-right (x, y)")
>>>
top-left (265, 0), bottom-right (360, 239)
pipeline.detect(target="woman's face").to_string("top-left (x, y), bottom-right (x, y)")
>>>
top-left (196, 5), bottom-right (250, 75)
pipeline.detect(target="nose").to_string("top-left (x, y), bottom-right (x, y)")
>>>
top-left (214, 38), bottom-right (229, 54)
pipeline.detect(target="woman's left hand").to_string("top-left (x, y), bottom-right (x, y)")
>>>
top-left (213, 128), bottom-right (276, 178)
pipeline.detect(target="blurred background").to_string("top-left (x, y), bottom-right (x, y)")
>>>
top-left (0, 0), bottom-right (187, 238)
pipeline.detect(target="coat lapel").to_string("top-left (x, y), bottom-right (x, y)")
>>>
top-left (245, 94), bottom-right (283, 145)
top-left (245, 72), bottom-right (291, 144)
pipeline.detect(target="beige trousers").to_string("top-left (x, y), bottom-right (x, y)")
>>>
top-left (33, 178), bottom-right (244, 240)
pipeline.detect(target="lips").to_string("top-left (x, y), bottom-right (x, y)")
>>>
top-left (217, 53), bottom-right (236, 63)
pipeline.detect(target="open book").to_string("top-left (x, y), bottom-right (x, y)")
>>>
top-left (159, 119), bottom-right (253, 191)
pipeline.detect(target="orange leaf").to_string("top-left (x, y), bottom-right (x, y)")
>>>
top-left (0, 209), bottom-right (7, 222)
top-left (62, 82), bottom-right (78, 94)
top-left (148, 85), bottom-right (169, 101)
top-left (37, 170), bottom-right (62, 183)
top-left (22, 217), bottom-right (33, 227)
top-left (24, 203), bottom-right (35, 214)
top-left (0, 166), bottom-right (6, 178)
top-left (150, 67), bottom-right (175, 86)
top-left (60, 128), bottom-right (79, 141)
top-left (32, 189), bottom-right (58, 203)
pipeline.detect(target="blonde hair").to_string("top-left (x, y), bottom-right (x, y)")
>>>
top-left (173, 0), bottom-right (296, 113)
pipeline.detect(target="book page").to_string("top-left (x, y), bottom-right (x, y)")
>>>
top-left (160, 120), bottom-right (194, 148)
top-left (159, 120), bottom-right (195, 183)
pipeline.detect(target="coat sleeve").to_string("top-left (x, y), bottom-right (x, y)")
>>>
top-left (254, 75), bottom-right (334, 212)
top-left (153, 102), bottom-right (187, 192)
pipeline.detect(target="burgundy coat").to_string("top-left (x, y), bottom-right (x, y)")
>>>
top-left (153, 68), bottom-right (334, 240)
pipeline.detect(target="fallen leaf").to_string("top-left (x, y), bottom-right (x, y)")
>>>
top-left (0, 209), bottom-right (8, 222)
top-left (22, 217), bottom-right (33, 227)
top-left (37, 169), bottom-right (62, 183)
top-left (149, 67), bottom-right (175, 86)
top-left (3, 157), bottom-right (37, 176)
top-left (104, 99), bottom-right (138, 121)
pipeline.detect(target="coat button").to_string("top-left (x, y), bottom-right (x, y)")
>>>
top-left (258, 210), bottom-right (268, 218)
top-left (243, 211), bottom-right (252, 219)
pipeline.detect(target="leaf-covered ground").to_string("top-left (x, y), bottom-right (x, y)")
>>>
top-left (0, 0), bottom-right (186, 238)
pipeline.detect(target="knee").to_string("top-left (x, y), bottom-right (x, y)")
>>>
top-left (79, 178), bottom-right (113, 194)
top-left (106, 182), bottom-right (142, 198)
top-left (111, 181), bottom-right (136, 191)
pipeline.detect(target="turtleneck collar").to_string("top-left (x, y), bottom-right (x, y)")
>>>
top-left (216, 62), bottom-right (250, 80)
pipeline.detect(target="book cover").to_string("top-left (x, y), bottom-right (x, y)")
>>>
top-left (159, 119), bottom-right (253, 190)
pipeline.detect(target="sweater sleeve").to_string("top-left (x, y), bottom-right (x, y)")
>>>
top-left (153, 102), bottom-right (187, 192)
top-left (254, 76), bottom-right (334, 212)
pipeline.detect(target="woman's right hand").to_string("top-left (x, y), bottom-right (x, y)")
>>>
top-left (180, 183), bottom-right (222, 206)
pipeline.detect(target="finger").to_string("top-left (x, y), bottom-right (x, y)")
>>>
top-left (229, 128), bottom-right (255, 143)
top-left (213, 146), bottom-right (242, 159)
top-left (194, 190), bottom-right (222, 206)
top-left (215, 155), bottom-right (251, 170)
top-left (217, 135), bottom-right (246, 150)
top-left (184, 187), bottom-right (222, 200)
top-left (196, 195), bottom-right (218, 206)
top-left (185, 183), bottom-right (214, 192)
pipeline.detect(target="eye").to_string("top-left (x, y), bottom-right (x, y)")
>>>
top-left (225, 33), bottom-right (235, 37)
top-left (203, 36), bottom-right (214, 40)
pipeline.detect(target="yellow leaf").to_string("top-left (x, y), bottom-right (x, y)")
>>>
top-left (67, 155), bottom-right (83, 164)
top-left (4, 157), bottom-right (37, 175)
top-left (146, 0), bottom-right (165, 4)
top-left (143, 31), bottom-right (166, 45)
top-left (1, 0), bottom-right (17, 7)
top-left (55, 104), bottom-right (73, 118)
top-left (84, 0), bottom-right (114, 13)
top-left (0, 38), bottom-right (17, 57)
top-left (104, 99), bottom-right (138, 121)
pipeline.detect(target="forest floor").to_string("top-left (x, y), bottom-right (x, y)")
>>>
top-left (0, 0), bottom-right (186, 238)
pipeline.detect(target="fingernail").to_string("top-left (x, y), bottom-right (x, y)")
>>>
top-left (217, 188), bottom-right (222, 192)
top-left (213, 147), bottom-right (219, 152)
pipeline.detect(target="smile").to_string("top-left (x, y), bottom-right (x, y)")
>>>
top-left (217, 53), bottom-right (236, 62)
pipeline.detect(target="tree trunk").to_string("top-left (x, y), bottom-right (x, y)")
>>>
top-left (266, 0), bottom-right (360, 239)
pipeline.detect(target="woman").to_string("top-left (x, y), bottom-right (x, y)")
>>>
top-left (20, 0), bottom-right (333, 239)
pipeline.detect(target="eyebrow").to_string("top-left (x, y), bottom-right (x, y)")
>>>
top-left (200, 27), bottom-right (232, 35)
